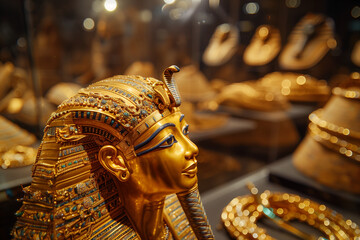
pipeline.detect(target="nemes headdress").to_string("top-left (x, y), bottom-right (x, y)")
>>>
top-left (12, 66), bottom-right (214, 240)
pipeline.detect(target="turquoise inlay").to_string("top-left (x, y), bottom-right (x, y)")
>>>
top-left (262, 206), bottom-right (276, 219)
top-left (72, 206), bottom-right (77, 211)
top-left (65, 207), bottom-right (70, 213)
top-left (171, 211), bottom-right (185, 223)
top-left (15, 211), bottom-right (24, 217)
top-left (104, 116), bottom-right (109, 123)
top-left (182, 227), bottom-right (194, 239)
top-left (110, 119), bottom-right (115, 126)
top-left (87, 112), bottom-right (91, 118)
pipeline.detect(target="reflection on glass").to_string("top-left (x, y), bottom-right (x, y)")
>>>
top-left (351, 6), bottom-right (360, 19)
top-left (285, 0), bottom-right (301, 8)
top-left (244, 2), bottom-right (259, 15)
top-left (83, 18), bottom-right (95, 31)
top-left (104, 0), bottom-right (117, 12)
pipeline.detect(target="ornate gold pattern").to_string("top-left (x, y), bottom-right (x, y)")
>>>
top-left (221, 185), bottom-right (360, 240)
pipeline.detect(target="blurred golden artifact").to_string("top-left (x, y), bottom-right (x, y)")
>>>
top-left (329, 72), bottom-right (360, 90)
top-left (279, 13), bottom-right (335, 70)
top-left (0, 115), bottom-right (36, 150)
top-left (12, 66), bottom-right (214, 239)
top-left (260, 72), bottom-right (330, 102)
top-left (0, 62), bottom-right (27, 113)
top-left (33, 14), bottom-right (63, 92)
top-left (243, 25), bottom-right (281, 66)
top-left (124, 61), bottom-right (156, 78)
top-left (45, 82), bottom-right (83, 106)
top-left (293, 86), bottom-right (360, 194)
top-left (215, 81), bottom-right (290, 111)
top-left (90, 12), bottom-right (125, 81)
top-left (351, 40), bottom-right (360, 67)
top-left (0, 145), bottom-right (37, 169)
top-left (0, 61), bottom-right (56, 126)
top-left (222, 183), bottom-right (360, 240)
top-left (202, 23), bottom-right (239, 66)
top-left (179, 101), bottom-right (228, 132)
top-left (175, 65), bottom-right (216, 102)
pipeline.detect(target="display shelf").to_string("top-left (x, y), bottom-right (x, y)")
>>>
top-left (201, 156), bottom-right (360, 240)
top-left (0, 165), bottom-right (32, 192)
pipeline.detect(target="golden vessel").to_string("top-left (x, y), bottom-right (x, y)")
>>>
top-left (12, 66), bottom-right (214, 239)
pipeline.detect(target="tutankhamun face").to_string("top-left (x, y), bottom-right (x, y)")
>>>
top-left (11, 65), bottom-right (213, 240)
top-left (131, 112), bottom-right (199, 194)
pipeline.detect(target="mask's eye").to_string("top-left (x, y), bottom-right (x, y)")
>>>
top-left (159, 134), bottom-right (177, 149)
top-left (136, 134), bottom-right (177, 156)
top-left (182, 125), bottom-right (189, 136)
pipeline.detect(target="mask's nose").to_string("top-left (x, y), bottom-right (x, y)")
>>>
top-left (184, 137), bottom-right (199, 160)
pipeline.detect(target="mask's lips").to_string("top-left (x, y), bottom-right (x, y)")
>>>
top-left (182, 162), bottom-right (197, 177)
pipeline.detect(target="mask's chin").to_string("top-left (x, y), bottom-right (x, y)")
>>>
top-left (176, 175), bottom-right (198, 193)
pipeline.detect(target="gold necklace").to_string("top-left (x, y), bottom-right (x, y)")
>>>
top-left (308, 123), bottom-right (360, 162)
top-left (309, 109), bottom-right (360, 138)
top-left (221, 183), bottom-right (360, 240)
top-left (332, 87), bottom-right (360, 99)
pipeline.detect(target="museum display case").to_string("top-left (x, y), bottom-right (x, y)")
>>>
top-left (0, 0), bottom-right (359, 239)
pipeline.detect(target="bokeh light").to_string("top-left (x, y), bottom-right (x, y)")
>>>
top-left (104, 0), bottom-right (117, 12)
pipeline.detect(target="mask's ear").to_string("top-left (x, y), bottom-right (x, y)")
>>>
top-left (98, 145), bottom-right (130, 182)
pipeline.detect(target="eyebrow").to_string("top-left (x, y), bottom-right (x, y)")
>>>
top-left (134, 123), bottom-right (175, 150)
top-left (180, 114), bottom-right (185, 122)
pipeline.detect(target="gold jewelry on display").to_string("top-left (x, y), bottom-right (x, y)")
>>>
top-left (215, 81), bottom-right (290, 111)
top-left (308, 123), bottom-right (360, 162)
top-left (0, 145), bottom-right (37, 169)
top-left (309, 109), bottom-right (360, 138)
top-left (308, 108), bottom-right (360, 162)
top-left (260, 72), bottom-right (330, 102)
top-left (332, 87), bottom-right (360, 99)
top-left (221, 183), bottom-right (360, 240)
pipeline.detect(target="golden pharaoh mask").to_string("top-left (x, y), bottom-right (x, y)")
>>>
top-left (12, 66), bottom-right (214, 240)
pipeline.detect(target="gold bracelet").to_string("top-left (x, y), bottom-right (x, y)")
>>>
top-left (309, 109), bottom-right (360, 139)
top-left (332, 87), bottom-right (360, 99)
top-left (221, 184), bottom-right (360, 240)
top-left (309, 123), bottom-right (360, 162)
